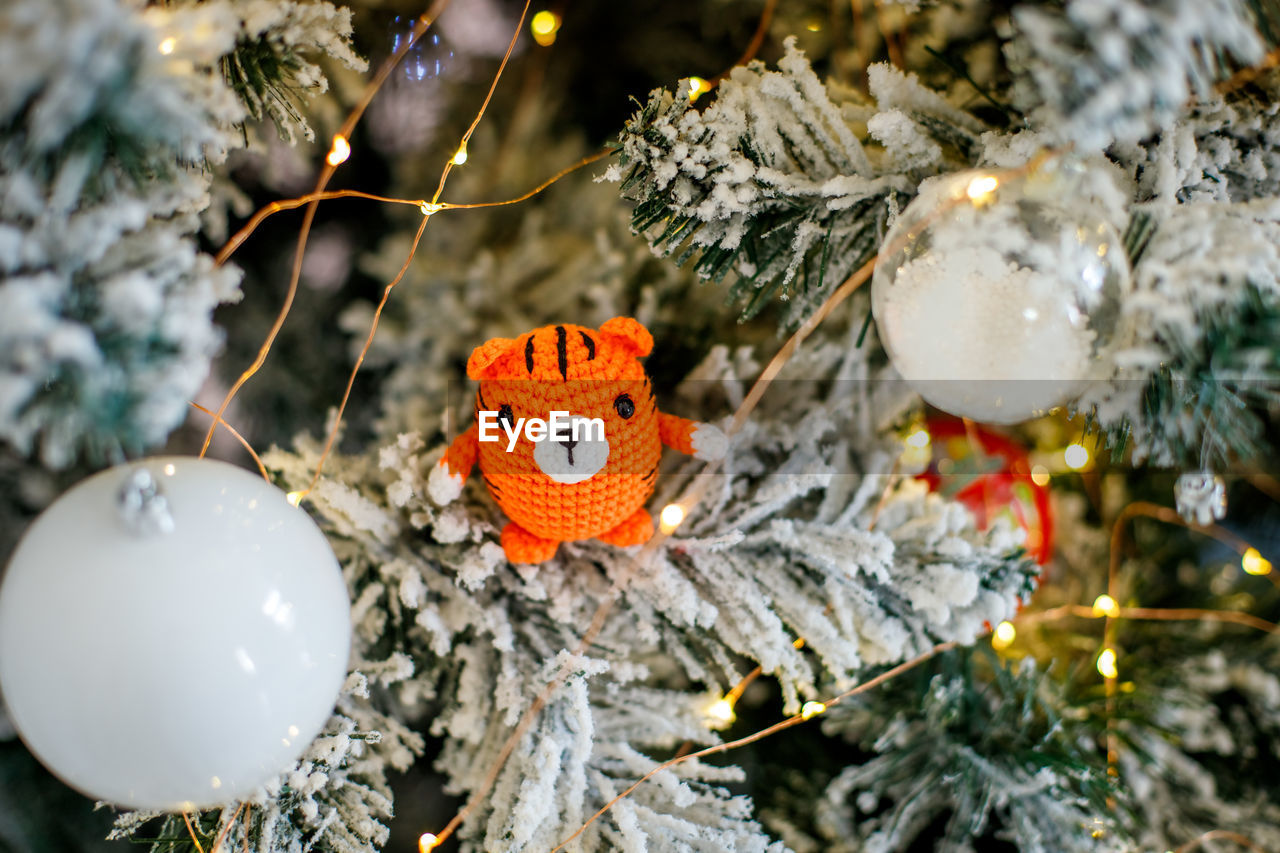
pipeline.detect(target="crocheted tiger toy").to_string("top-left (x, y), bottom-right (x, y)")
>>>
top-left (428, 317), bottom-right (727, 564)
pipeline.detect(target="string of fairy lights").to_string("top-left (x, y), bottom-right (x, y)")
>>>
top-left (157, 2), bottom-right (1280, 850)
top-left (668, 412), bottom-right (1277, 850)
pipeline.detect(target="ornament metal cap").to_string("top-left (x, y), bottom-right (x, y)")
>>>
top-left (116, 467), bottom-right (175, 536)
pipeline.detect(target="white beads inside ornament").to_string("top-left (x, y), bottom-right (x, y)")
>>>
top-left (0, 457), bottom-right (350, 810)
top-left (871, 159), bottom-right (1131, 423)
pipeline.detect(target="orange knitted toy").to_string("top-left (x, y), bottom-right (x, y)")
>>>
top-left (428, 317), bottom-right (727, 564)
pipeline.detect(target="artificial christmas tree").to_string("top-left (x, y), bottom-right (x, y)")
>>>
top-left (2, 0), bottom-right (1279, 851)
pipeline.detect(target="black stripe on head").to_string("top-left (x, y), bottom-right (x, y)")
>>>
top-left (555, 325), bottom-right (568, 379)
top-left (644, 463), bottom-right (659, 480)
top-left (580, 331), bottom-right (596, 360)
top-left (525, 335), bottom-right (535, 375)
top-left (477, 388), bottom-right (488, 410)
top-left (482, 475), bottom-right (502, 494)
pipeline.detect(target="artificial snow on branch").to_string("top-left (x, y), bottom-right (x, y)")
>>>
top-left (207, 280), bottom-right (1035, 851)
top-left (1006, 0), bottom-right (1266, 151)
top-left (817, 652), bottom-right (1120, 853)
top-left (1119, 644), bottom-right (1280, 851)
top-left (1084, 198), bottom-right (1280, 468)
top-left (0, 0), bottom-right (362, 468)
top-left (607, 39), bottom-right (955, 327)
top-left (112, 671), bottom-right (425, 853)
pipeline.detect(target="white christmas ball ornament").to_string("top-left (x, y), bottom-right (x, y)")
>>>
top-left (871, 161), bottom-right (1130, 423)
top-left (0, 457), bottom-right (350, 810)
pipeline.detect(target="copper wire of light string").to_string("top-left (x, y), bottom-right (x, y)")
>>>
top-left (1103, 541), bottom-right (1121, 782)
top-left (181, 811), bottom-right (205, 853)
top-left (181, 801), bottom-right (244, 853)
top-left (187, 401), bottom-right (270, 482)
top-left (298, 214), bottom-right (430, 497)
top-left (549, 642), bottom-right (958, 852)
top-left (1240, 469), bottom-right (1280, 503)
top-left (483, 8), bottom-right (555, 196)
top-left (427, 220), bottom-right (884, 853)
top-left (673, 637), bottom-right (806, 759)
top-left (1096, 498), bottom-right (1277, 785)
top-left (1174, 829), bottom-right (1269, 853)
top-left (875, 0), bottom-right (905, 69)
top-left (196, 151), bottom-right (615, 487)
top-left (441, 148), bottom-right (613, 209)
top-left (867, 451), bottom-right (902, 530)
top-left (1004, 503), bottom-right (1279, 806)
top-left (673, 667), bottom-right (767, 759)
top-left (428, 0), bottom-right (533, 207)
top-left (1108, 501), bottom-right (1259, 590)
top-left (215, 191), bottom-right (425, 266)
top-left (429, 155), bottom-right (1060, 848)
top-left (290, 0), bottom-right (533, 503)
top-left (1018, 603), bottom-right (1278, 635)
top-left (1096, 499), bottom-right (1272, 784)
top-left (197, 0), bottom-right (452, 460)
top-left (1110, 499), bottom-right (1279, 589)
top-left (211, 803), bottom-right (244, 853)
top-left (1014, 591), bottom-right (1279, 808)
top-left (213, 150), bottom-right (614, 272)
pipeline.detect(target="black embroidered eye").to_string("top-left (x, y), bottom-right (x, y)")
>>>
top-left (614, 394), bottom-right (635, 419)
top-left (498, 404), bottom-right (515, 428)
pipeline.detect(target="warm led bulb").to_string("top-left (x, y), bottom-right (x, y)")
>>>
top-left (687, 77), bottom-right (712, 102)
top-left (158, 37), bottom-right (177, 55)
top-left (326, 135), bottom-right (351, 167)
top-left (451, 143), bottom-right (468, 166)
top-left (965, 175), bottom-right (998, 202)
top-left (530, 10), bottom-right (561, 46)
top-left (1091, 594), bottom-right (1119, 618)
top-left (418, 833), bottom-right (441, 852)
top-left (904, 428), bottom-right (930, 449)
top-left (991, 620), bottom-right (1016, 650)
top-left (707, 698), bottom-right (735, 724)
top-left (1242, 547), bottom-right (1272, 576)
top-left (800, 701), bottom-right (826, 720)
top-left (1097, 648), bottom-right (1118, 679)
top-left (659, 503), bottom-right (686, 534)
top-left (1030, 464), bottom-right (1051, 487)
top-left (285, 491), bottom-right (304, 507)
top-left (420, 201), bottom-right (444, 216)
top-left (1064, 443), bottom-right (1089, 470)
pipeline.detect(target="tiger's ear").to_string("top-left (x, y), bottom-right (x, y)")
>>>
top-left (467, 336), bottom-right (517, 380)
top-left (598, 317), bottom-right (653, 358)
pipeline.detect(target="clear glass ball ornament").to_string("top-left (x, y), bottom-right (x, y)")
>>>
top-left (0, 457), bottom-right (351, 811)
top-left (871, 159), bottom-right (1131, 424)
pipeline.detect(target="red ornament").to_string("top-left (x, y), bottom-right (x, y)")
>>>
top-left (916, 416), bottom-right (1053, 565)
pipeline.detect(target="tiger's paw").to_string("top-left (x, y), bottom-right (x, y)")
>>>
top-left (428, 460), bottom-right (464, 505)
top-left (501, 522), bottom-right (561, 564)
top-left (691, 423), bottom-right (728, 461)
top-left (597, 507), bottom-right (654, 547)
